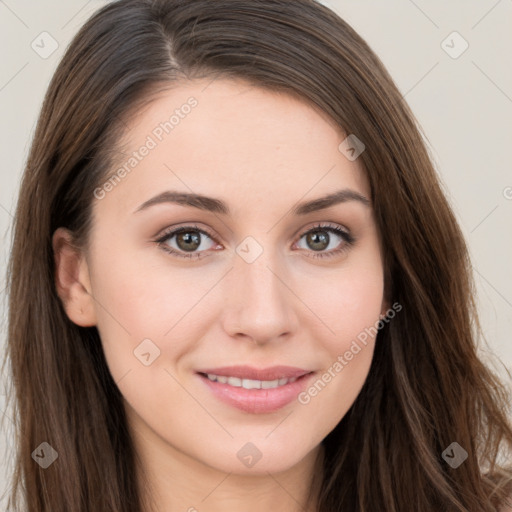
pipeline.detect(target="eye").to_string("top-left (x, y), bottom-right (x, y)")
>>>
top-left (294, 223), bottom-right (355, 259)
top-left (156, 224), bottom-right (219, 260)
top-left (155, 222), bottom-right (355, 260)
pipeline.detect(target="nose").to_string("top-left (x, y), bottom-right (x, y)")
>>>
top-left (222, 248), bottom-right (299, 346)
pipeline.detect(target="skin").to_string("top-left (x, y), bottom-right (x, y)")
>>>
top-left (53, 78), bottom-right (389, 512)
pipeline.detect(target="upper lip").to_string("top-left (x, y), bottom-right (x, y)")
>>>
top-left (196, 365), bottom-right (312, 381)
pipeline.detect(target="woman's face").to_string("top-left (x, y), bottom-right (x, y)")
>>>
top-left (61, 78), bottom-right (388, 475)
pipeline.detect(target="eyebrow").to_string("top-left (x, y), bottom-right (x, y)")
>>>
top-left (133, 188), bottom-right (371, 216)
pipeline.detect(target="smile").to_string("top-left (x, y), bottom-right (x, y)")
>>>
top-left (203, 373), bottom-right (298, 389)
top-left (196, 367), bottom-right (315, 414)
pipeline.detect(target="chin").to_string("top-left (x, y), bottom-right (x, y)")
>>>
top-left (199, 437), bottom-right (320, 476)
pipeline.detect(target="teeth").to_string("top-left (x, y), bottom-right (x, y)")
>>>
top-left (242, 379), bottom-right (261, 389)
top-left (227, 377), bottom-right (242, 387)
top-left (205, 374), bottom-right (298, 389)
top-left (261, 379), bottom-right (280, 389)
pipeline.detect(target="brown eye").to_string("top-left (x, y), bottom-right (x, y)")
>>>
top-left (175, 231), bottom-right (202, 252)
top-left (157, 225), bottom-right (218, 259)
top-left (295, 224), bottom-right (355, 259)
top-left (305, 230), bottom-right (330, 251)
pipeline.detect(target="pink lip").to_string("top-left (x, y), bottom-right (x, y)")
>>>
top-left (196, 366), bottom-right (315, 414)
top-left (196, 365), bottom-right (311, 381)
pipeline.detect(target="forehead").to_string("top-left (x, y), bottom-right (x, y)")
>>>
top-left (97, 78), bottom-right (370, 217)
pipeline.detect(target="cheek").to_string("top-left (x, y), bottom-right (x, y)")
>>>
top-left (300, 257), bottom-right (385, 351)
top-left (293, 256), bottom-right (384, 423)
top-left (87, 236), bottom-right (225, 387)
top-left (296, 343), bottom-right (375, 445)
top-left (295, 279), bottom-right (383, 439)
top-left (86, 240), bottom-right (179, 378)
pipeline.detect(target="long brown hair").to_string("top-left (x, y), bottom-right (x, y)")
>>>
top-left (3, 0), bottom-right (512, 510)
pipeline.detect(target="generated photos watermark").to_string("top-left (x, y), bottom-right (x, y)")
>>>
top-left (297, 301), bottom-right (402, 405)
top-left (93, 96), bottom-right (198, 200)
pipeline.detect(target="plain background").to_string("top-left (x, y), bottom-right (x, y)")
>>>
top-left (0, 0), bottom-right (511, 506)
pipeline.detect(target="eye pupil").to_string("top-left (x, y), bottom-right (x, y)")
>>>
top-left (177, 231), bottom-right (201, 251)
top-left (307, 230), bottom-right (329, 251)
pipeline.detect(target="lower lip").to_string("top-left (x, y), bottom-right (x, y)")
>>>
top-left (197, 372), bottom-right (315, 414)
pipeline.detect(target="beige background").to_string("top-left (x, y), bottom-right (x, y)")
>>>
top-left (1, 0), bottom-right (511, 505)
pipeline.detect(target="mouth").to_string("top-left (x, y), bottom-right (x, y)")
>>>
top-left (199, 373), bottom-right (301, 389)
top-left (195, 366), bottom-right (315, 414)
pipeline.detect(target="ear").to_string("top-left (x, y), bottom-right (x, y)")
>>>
top-left (52, 227), bottom-right (97, 327)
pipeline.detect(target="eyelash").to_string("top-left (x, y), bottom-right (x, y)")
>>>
top-left (155, 222), bottom-right (355, 260)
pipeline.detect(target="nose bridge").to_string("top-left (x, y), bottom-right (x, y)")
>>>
top-left (223, 235), bottom-right (297, 342)
top-left (238, 249), bottom-right (281, 303)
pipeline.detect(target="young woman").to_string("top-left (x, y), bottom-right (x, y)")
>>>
top-left (4, 0), bottom-right (512, 510)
